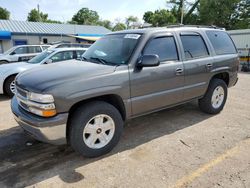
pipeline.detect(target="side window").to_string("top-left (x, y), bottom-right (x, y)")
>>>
top-left (143, 36), bottom-right (179, 61)
top-left (28, 46), bottom-right (42, 53)
top-left (180, 34), bottom-right (209, 59)
top-left (13, 47), bottom-right (28, 54)
top-left (206, 31), bottom-right (237, 55)
top-left (42, 46), bottom-right (50, 50)
top-left (76, 50), bottom-right (85, 59)
top-left (50, 51), bottom-right (74, 62)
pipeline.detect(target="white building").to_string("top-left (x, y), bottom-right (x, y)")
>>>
top-left (228, 29), bottom-right (250, 62)
top-left (0, 20), bottom-right (111, 53)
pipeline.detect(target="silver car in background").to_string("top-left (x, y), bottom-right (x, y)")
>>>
top-left (0, 47), bottom-right (88, 96)
top-left (0, 45), bottom-right (51, 64)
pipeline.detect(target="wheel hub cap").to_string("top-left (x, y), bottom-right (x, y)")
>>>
top-left (211, 86), bottom-right (224, 109)
top-left (83, 114), bottom-right (115, 149)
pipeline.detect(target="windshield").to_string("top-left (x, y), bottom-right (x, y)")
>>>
top-left (28, 50), bottom-right (54, 64)
top-left (3, 47), bottom-right (15, 55)
top-left (82, 34), bottom-right (141, 65)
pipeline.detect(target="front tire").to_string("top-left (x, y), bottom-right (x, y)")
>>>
top-left (69, 101), bottom-right (124, 157)
top-left (199, 78), bottom-right (228, 114)
top-left (4, 75), bottom-right (16, 97)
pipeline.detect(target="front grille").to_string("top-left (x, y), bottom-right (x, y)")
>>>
top-left (16, 86), bottom-right (28, 98)
top-left (15, 86), bottom-right (30, 112)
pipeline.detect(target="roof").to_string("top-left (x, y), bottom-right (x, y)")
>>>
top-left (0, 19), bottom-right (111, 35)
top-left (227, 29), bottom-right (250, 35)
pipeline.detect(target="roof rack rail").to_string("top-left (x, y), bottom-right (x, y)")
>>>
top-left (166, 24), bottom-right (225, 30)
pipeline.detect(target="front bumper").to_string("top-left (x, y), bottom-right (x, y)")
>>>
top-left (11, 96), bottom-right (68, 145)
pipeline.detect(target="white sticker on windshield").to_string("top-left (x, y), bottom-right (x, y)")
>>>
top-left (124, 34), bottom-right (141, 39)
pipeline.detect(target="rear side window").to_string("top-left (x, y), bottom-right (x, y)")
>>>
top-left (206, 31), bottom-right (237, 55)
top-left (28, 46), bottom-right (42, 53)
top-left (143, 36), bottom-right (179, 61)
top-left (180, 34), bottom-right (209, 59)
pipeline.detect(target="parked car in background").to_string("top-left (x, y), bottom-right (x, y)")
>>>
top-left (11, 26), bottom-right (239, 157)
top-left (0, 45), bottom-right (51, 65)
top-left (48, 43), bottom-right (91, 50)
top-left (0, 47), bottom-right (87, 96)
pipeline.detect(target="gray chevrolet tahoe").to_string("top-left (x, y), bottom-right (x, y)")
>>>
top-left (11, 26), bottom-right (239, 157)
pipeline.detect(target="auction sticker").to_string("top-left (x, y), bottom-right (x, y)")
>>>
top-left (124, 34), bottom-right (141, 39)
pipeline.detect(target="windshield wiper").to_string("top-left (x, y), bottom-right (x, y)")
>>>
top-left (90, 57), bottom-right (108, 65)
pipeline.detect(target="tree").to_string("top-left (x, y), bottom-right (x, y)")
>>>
top-left (200, 0), bottom-right (249, 29)
top-left (125, 16), bottom-right (139, 29)
top-left (27, 8), bottom-right (62, 23)
top-left (143, 9), bottom-right (176, 27)
top-left (97, 20), bottom-right (112, 30)
top-left (112, 23), bottom-right (126, 31)
top-left (0, 7), bottom-right (10, 20)
top-left (27, 8), bottom-right (48, 22)
top-left (166, 0), bottom-right (200, 24)
top-left (71, 8), bottom-right (99, 25)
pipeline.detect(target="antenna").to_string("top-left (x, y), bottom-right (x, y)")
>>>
top-left (37, 4), bottom-right (41, 22)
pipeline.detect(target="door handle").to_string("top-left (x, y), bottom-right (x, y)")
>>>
top-left (176, 68), bottom-right (183, 75)
top-left (206, 63), bottom-right (213, 68)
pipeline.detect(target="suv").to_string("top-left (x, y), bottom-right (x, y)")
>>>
top-left (11, 26), bottom-right (239, 157)
top-left (0, 45), bottom-right (51, 64)
top-left (0, 48), bottom-right (87, 97)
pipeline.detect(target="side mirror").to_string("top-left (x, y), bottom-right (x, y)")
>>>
top-left (137, 54), bottom-right (160, 68)
top-left (45, 59), bottom-right (53, 64)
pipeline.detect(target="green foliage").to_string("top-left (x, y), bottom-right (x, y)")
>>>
top-left (27, 9), bottom-right (62, 24)
top-left (112, 23), bottom-right (126, 31)
top-left (125, 16), bottom-right (139, 29)
top-left (200, 0), bottom-right (250, 29)
top-left (143, 9), bottom-right (176, 26)
top-left (72, 8), bottom-right (99, 25)
top-left (27, 9), bottom-right (48, 22)
top-left (0, 7), bottom-right (10, 20)
top-left (97, 20), bottom-right (112, 30)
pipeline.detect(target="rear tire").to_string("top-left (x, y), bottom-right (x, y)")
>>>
top-left (69, 101), bottom-right (124, 157)
top-left (0, 60), bottom-right (9, 65)
top-left (4, 75), bottom-right (16, 97)
top-left (199, 78), bottom-right (227, 114)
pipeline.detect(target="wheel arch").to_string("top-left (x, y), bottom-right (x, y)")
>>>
top-left (3, 73), bottom-right (18, 94)
top-left (210, 72), bottom-right (229, 86)
top-left (66, 94), bottom-right (126, 141)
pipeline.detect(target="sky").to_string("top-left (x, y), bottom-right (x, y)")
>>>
top-left (0, 0), bottom-right (167, 23)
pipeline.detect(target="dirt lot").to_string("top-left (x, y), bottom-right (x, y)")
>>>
top-left (0, 73), bottom-right (249, 188)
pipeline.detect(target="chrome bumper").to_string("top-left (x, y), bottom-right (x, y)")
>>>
top-left (11, 96), bottom-right (68, 145)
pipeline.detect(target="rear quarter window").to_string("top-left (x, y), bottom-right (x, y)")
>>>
top-left (206, 31), bottom-right (237, 55)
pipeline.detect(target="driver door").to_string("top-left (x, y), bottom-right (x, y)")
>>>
top-left (129, 35), bottom-right (185, 116)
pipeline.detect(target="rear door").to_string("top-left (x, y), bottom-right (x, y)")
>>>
top-left (177, 31), bottom-right (214, 100)
top-left (130, 33), bottom-right (185, 116)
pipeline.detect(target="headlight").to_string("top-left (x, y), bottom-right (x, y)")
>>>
top-left (28, 92), bottom-right (54, 103)
top-left (26, 92), bottom-right (56, 117)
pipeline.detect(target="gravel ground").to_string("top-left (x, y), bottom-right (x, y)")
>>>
top-left (0, 73), bottom-right (249, 188)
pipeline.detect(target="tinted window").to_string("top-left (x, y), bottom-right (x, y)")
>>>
top-left (28, 46), bottom-right (42, 53)
top-left (143, 37), bottom-right (178, 61)
top-left (13, 47), bottom-right (28, 54)
top-left (180, 34), bottom-right (209, 59)
top-left (76, 50), bottom-right (85, 59)
top-left (50, 51), bottom-right (74, 62)
top-left (42, 46), bottom-right (50, 50)
top-left (206, 31), bottom-right (237, 55)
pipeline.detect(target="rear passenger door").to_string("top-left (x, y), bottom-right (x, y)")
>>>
top-left (130, 34), bottom-right (185, 116)
top-left (178, 31), bottom-right (213, 100)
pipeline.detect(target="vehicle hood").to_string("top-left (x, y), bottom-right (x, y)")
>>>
top-left (0, 62), bottom-right (36, 73)
top-left (16, 60), bottom-right (117, 92)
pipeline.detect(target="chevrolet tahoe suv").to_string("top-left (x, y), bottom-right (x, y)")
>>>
top-left (11, 26), bottom-right (239, 157)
